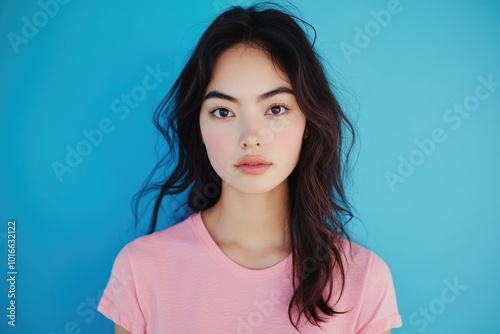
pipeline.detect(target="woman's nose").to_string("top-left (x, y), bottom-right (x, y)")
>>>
top-left (240, 136), bottom-right (261, 149)
top-left (239, 114), bottom-right (266, 149)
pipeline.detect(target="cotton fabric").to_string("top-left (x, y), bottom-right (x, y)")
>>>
top-left (97, 211), bottom-right (402, 333)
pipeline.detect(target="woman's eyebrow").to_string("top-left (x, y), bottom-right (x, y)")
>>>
top-left (202, 86), bottom-right (294, 104)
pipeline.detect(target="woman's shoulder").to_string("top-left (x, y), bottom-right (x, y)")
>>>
top-left (339, 238), bottom-right (393, 277)
top-left (121, 212), bottom-right (198, 257)
top-left (335, 239), bottom-right (402, 332)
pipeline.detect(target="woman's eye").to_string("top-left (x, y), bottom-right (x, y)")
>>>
top-left (210, 108), bottom-right (234, 119)
top-left (266, 105), bottom-right (288, 116)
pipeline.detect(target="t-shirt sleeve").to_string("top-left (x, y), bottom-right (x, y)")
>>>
top-left (355, 253), bottom-right (403, 334)
top-left (97, 244), bottom-right (146, 334)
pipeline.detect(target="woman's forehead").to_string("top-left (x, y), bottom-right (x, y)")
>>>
top-left (206, 45), bottom-right (291, 98)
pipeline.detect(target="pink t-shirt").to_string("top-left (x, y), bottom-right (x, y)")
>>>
top-left (97, 211), bottom-right (402, 333)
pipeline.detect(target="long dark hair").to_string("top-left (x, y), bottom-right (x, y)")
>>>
top-left (132, 2), bottom-right (357, 332)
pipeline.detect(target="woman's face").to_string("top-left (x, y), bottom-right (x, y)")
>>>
top-left (199, 44), bottom-right (307, 194)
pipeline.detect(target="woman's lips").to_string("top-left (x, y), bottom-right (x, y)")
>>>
top-left (236, 163), bottom-right (271, 175)
top-left (235, 156), bottom-right (271, 167)
top-left (235, 156), bottom-right (271, 174)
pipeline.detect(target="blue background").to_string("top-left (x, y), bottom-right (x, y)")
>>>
top-left (1, 0), bottom-right (499, 333)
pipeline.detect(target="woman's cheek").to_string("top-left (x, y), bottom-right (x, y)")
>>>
top-left (276, 124), bottom-right (305, 150)
top-left (203, 130), bottom-right (233, 167)
top-left (204, 128), bottom-right (231, 151)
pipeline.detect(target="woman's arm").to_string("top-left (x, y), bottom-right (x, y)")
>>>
top-left (115, 324), bottom-right (132, 334)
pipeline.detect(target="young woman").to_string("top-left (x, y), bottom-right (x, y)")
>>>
top-left (98, 3), bottom-right (402, 333)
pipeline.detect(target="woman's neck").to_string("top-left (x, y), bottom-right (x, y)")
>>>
top-left (201, 180), bottom-right (291, 255)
